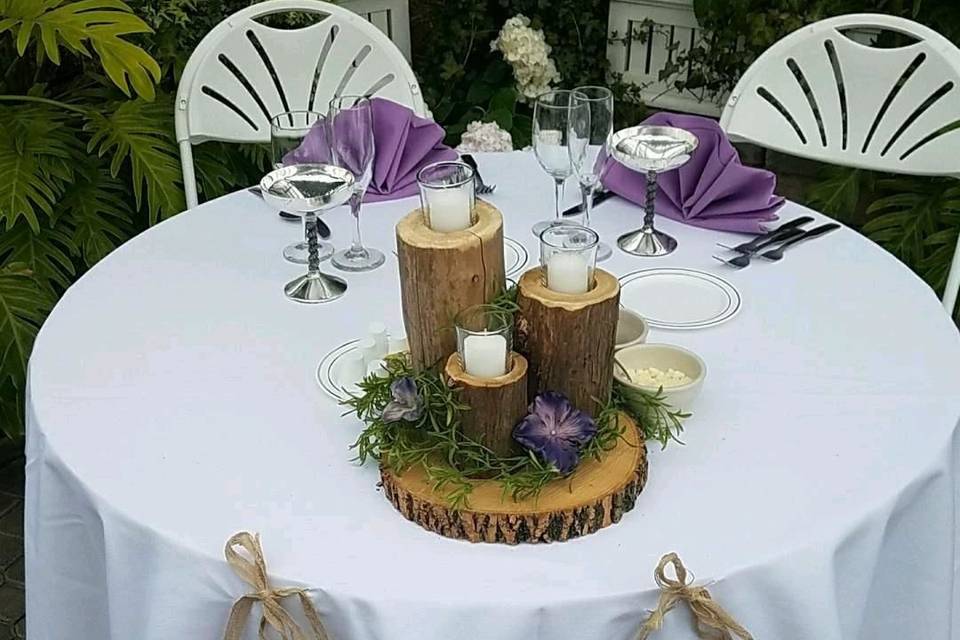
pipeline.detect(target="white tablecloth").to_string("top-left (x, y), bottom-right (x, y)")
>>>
top-left (26, 151), bottom-right (960, 640)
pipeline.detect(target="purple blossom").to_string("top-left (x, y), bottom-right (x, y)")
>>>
top-left (381, 377), bottom-right (423, 424)
top-left (513, 391), bottom-right (597, 474)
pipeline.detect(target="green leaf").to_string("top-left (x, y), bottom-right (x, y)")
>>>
top-left (0, 263), bottom-right (50, 394)
top-left (465, 81), bottom-right (495, 106)
top-left (60, 168), bottom-right (132, 266)
top-left (485, 108), bottom-right (512, 131)
top-left (0, 0), bottom-right (161, 100)
top-left (85, 98), bottom-right (185, 224)
top-left (0, 102), bottom-right (81, 231)
top-left (0, 219), bottom-right (77, 291)
top-left (489, 87), bottom-right (517, 113)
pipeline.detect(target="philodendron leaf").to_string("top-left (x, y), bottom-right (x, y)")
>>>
top-left (0, 0), bottom-right (161, 100)
top-left (85, 98), bottom-right (185, 224)
top-left (0, 264), bottom-right (51, 393)
top-left (0, 219), bottom-right (77, 291)
top-left (60, 169), bottom-right (132, 266)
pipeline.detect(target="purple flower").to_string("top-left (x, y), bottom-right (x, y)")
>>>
top-left (381, 377), bottom-right (423, 424)
top-left (513, 391), bottom-right (597, 474)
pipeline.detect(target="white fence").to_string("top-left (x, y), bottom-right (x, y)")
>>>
top-left (340, 0), bottom-right (411, 60)
top-left (607, 0), bottom-right (722, 115)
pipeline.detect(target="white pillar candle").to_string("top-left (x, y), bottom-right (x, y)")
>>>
top-left (546, 252), bottom-right (590, 294)
top-left (368, 322), bottom-right (388, 359)
top-left (366, 360), bottom-right (388, 378)
top-left (358, 338), bottom-right (378, 365)
top-left (427, 188), bottom-right (472, 232)
top-left (462, 333), bottom-right (508, 378)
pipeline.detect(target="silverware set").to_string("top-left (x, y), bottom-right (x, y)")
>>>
top-left (713, 217), bottom-right (840, 268)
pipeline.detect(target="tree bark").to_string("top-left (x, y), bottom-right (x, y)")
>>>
top-left (380, 414), bottom-right (647, 544)
top-left (444, 352), bottom-right (528, 458)
top-left (515, 267), bottom-right (620, 417)
top-left (396, 200), bottom-right (505, 371)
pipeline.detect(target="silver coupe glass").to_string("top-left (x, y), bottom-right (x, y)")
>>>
top-left (260, 164), bottom-right (355, 303)
top-left (609, 125), bottom-right (698, 256)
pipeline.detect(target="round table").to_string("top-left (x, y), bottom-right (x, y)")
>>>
top-left (26, 152), bottom-right (960, 640)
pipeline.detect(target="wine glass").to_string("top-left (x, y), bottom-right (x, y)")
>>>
top-left (270, 111), bottom-right (335, 264)
top-left (531, 89), bottom-right (576, 237)
top-left (327, 95), bottom-right (384, 272)
top-left (568, 86), bottom-right (614, 261)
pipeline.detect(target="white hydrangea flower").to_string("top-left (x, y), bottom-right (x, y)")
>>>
top-left (456, 120), bottom-right (514, 153)
top-left (490, 14), bottom-right (561, 101)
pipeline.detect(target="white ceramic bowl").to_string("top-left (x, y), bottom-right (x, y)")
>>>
top-left (612, 343), bottom-right (706, 411)
top-left (615, 308), bottom-right (649, 350)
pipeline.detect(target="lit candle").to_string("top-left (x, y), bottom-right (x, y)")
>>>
top-left (426, 188), bottom-right (472, 232)
top-left (546, 252), bottom-right (590, 294)
top-left (462, 332), bottom-right (508, 378)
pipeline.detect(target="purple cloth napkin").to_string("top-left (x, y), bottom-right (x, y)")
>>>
top-left (284, 98), bottom-right (458, 202)
top-left (601, 113), bottom-right (784, 233)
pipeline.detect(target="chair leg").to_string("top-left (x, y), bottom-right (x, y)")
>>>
top-left (180, 140), bottom-right (199, 210)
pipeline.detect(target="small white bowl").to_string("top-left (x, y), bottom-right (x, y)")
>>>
top-left (615, 308), bottom-right (649, 350)
top-left (612, 343), bottom-right (706, 411)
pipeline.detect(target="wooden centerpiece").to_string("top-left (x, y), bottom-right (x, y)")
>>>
top-left (381, 413), bottom-right (647, 544)
top-left (516, 267), bottom-right (620, 417)
top-left (396, 200), bottom-right (505, 371)
top-left (444, 352), bottom-right (528, 458)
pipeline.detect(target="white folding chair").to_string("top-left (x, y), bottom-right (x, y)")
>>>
top-left (720, 13), bottom-right (960, 315)
top-left (175, 0), bottom-right (426, 209)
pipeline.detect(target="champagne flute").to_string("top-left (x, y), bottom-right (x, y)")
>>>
top-left (326, 95), bottom-right (384, 271)
top-left (568, 86), bottom-right (614, 261)
top-left (270, 111), bottom-right (335, 264)
top-left (531, 89), bottom-right (576, 237)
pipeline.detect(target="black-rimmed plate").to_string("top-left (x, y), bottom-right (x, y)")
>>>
top-left (618, 268), bottom-right (741, 330)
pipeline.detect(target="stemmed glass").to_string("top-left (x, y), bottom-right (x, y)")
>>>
top-left (270, 111), bottom-right (334, 264)
top-left (531, 89), bottom-right (576, 237)
top-left (568, 86), bottom-right (614, 261)
top-left (327, 95), bottom-right (384, 271)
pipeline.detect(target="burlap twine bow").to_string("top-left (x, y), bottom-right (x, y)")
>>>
top-left (636, 553), bottom-right (753, 640)
top-left (222, 532), bottom-right (330, 640)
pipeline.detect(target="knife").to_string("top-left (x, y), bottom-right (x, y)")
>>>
top-left (562, 190), bottom-right (616, 217)
top-left (248, 186), bottom-right (332, 239)
top-left (720, 216), bottom-right (814, 254)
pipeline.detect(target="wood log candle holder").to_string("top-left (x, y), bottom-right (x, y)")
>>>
top-left (516, 267), bottom-right (620, 417)
top-left (381, 413), bottom-right (647, 544)
top-left (444, 352), bottom-right (528, 458)
top-left (396, 200), bottom-right (506, 371)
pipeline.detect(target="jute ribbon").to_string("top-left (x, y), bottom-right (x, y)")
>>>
top-left (222, 532), bottom-right (330, 640)
top-left (636, 553), bottom-right (752, 640)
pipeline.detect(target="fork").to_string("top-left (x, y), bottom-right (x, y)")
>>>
top-left (460, 154), bottom-right (496, 194)
top-left (758, 223), bottom-right (840, 261)
top-left (712, 228), bottom-right (805, 268)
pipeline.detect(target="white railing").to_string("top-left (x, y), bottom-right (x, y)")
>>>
top-left (340, 0), bottom-right (411, 60)
top-left (607, 0), bottom-right (723, 115)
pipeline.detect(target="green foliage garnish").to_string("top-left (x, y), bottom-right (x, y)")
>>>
top-left (346, 350), bottom-right (688, 508)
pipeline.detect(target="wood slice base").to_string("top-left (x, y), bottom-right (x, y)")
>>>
top-left (380, 414), bottom-right (648, 544)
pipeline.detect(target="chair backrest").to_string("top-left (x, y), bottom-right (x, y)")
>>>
top-left (175, 0), bottom-right (425, 206)
top-left (721, 13), bottom-right (960, 316)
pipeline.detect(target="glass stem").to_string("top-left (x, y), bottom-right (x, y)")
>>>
top-left (581, 181), bottom-right (596, 228)
top-left (553, 177), bottom-right (565, 221)
top-left (644, 169), bottom-right (657, 229)
top-left (348, 192), bottom-right (366, 257)
top-left (301, 215), bottom-right (309, 243)
top-left (305, 212), bottom-right (320, 276)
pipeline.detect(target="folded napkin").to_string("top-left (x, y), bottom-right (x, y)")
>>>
top-left (284, 97), bottom-right (458, 202)
top-left (601, 112), bottom-right (783, 233)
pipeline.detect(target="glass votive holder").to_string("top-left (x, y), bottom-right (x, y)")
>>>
top-left (417, 161), bottom-right (476, 232)
top-left (455, 304), bottom-right (513, 379)
top-left (540, 224), bottom-right (599, 295)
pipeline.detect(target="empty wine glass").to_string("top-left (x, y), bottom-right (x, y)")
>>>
top-left (568, 86), bottom-right (614, 261)
top-left (270, 111), bottom-right (335, 264)
top-left (327, 95), bottom-right (384, 272)
top-left (531, 89), bottom-right (576, 237)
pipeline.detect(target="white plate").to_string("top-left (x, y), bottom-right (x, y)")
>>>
top-left (316, 339), bottom-right (362, 402)
top-left (504, 237), bottom-right (529, 277)
top-left (618, 268), bottom-right (741, 330)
